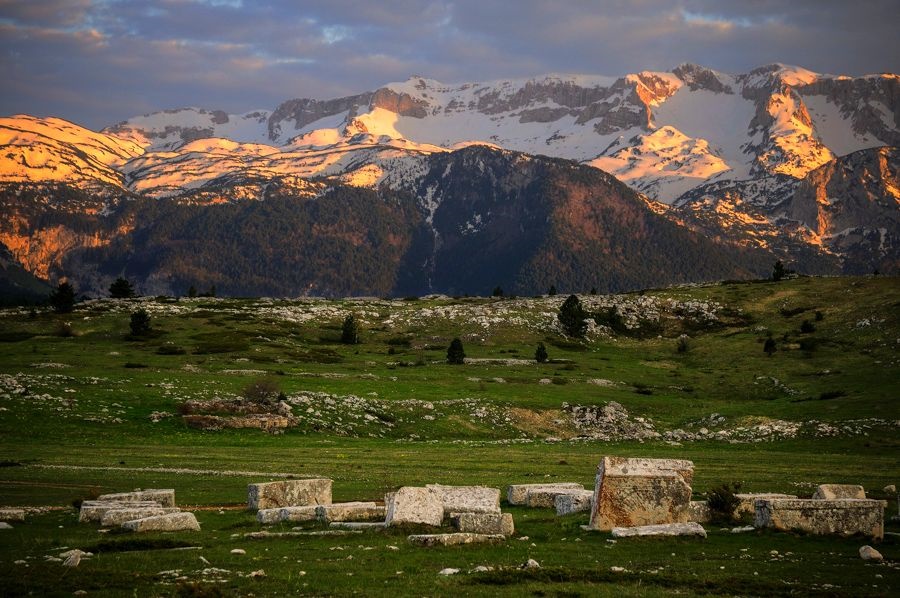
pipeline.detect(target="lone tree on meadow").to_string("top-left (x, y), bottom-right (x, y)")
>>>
top-left (558, 294), bottom-right (588, 337)
top-left (547, 284), bottom-right (558, 296)
top-left (49, 281), bottom-right (76, 314)
top-left (109, 277), bottom-right (135, 299)
top-left (764, 337), bottom-right (777, 356)
top-left (535, 342), bottom-right (548, 363)
top-left (129, 308), bottom-right (152, 337)
top-left (447, 337), bottom-right (466, 365)
top-left (772, 260), bottom-right (786, 281)
top-left (341, 314), bottom-right (361, 344)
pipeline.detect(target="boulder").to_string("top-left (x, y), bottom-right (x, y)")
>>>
top-left (0, 522), bottom-right (12, 530)
top-left (555, 491), bottom-right (594, 516)
top-left (754, 498), bottom-right (885, 540)
top-left (79, 500), bottom-right (162, 523)
top-left (611, 522), bottom-right (707, 538)
top-left (859, 545), bottom-right (884, 561)
top-left (588, 457), bottom-right (694, 530)
top-left (507, 483), bottom-right (584, 506)
top-left (100, 507), bottom-right (180, 527)
top-left (688, 501), bottom-right (711, 523)
top-left (450, 512), bottom-right (514, 536)
top-left (407, 533), bottom-right (506, 547)
top-left (385, 487), bottom-right (443, 527)
top-left (96, 489), bottom-right (176, 508)
top-left (812, 484), bottom-right (866, 500)
top-left (426, 484), bottom-right (501, 514)
top-left (247, 479), bottom-right (332, 510)
top-left (0, 508), bottom-right (25, 522)
top-left (734, 493), bottom-right (796, 519)
top-left (525, 487), bottom-right (588, 508)
top-left (121, 512), bottom-right (201, 533)
top-left (316, 502), bottom-right (384, 523)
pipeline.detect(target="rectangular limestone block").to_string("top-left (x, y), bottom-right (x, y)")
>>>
top-left (506, 483), bottom-right (584, 506)
top-left (734, 493), bottom-right (797, 519)
top-left (611, 522), bottom-right (707, 538)
top-left (79, 500), bottom-right (162, 523)
top-left (329, 521), bottom-right (387, 530)
top-left (0, 508), bottom-right (26, 522)
top-left (407, 533), bottom-right (506, 547)
top-left (316, 502), bottom-right (384, 523)
top-left (385, 487), bottom-right (443, 527)
top-left (688, 501), bottom-right (711, 523)
top-left (812, 484), bottom-right (866, 500)
top-left (100, 507), bottom-right (180, 527)
top-left (555, 491), bottom-right (594, 516)
top-left (247, 479), bottom-right (332, 510)
top-left (96, 489), bottom-right (175, 508)
top-left (589, 456), bottom-right (693, 531)
top-left (754, 498), bottom-right (885, 540)
top-left (526, 487), bottom-right (588, 509)
top-left (426, 484), bottom-right (501, 515)
top-left (122, 512), bottom-right (201, 532)
top-left (450, 512), bottom-right (514, 536)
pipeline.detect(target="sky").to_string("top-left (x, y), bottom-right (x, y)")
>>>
top-left (1, 0), bottom-right (898, 130)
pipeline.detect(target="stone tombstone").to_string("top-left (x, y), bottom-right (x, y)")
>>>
top-left (100, 507), bottom-right (180, 527)
top-left (316, 502), bottom-right (385, 523)
top-left (812, 484), bottom-right (866, 500)
top-left (407, 533), bottom-right (505, 547)
top-left (121, 512), bottom-right (201, 533)
top-left (589, 456), bottom-right (694, 530)
top-left (79, 500), bottom-right (162, 523)
top-left (426, 484), bottom-right (501, 514)
top-left (506, 483), bottom-right (584, 506)
top-left (97, 489), bottom-right (176, 508)
top-left (247, 479), bottom-right (332, 510)
top-left (450, 512), bottom-right (514, 536)
top-left (555, 491), bottom-right (594, 516)
top-left (734, 493), bottom-right (797, 519)
top-left (385, 487), bottom-right (443, 527)
top-left (754, 498), bottom-right (885, 540)
top-left (611, 522), bottom-right (707, 538)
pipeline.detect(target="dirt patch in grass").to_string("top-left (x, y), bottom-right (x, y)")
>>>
top-left (506, 407), bottom-right (571, 438)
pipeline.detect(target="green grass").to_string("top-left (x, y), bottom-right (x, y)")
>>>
top-left (0, 276), bottom-right (898, 596)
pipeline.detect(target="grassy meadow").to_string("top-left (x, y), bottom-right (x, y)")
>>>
top-left (0, 275), bottom-right (898, 596)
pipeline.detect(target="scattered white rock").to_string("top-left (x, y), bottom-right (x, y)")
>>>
top-left (611, 522), bottom-right (707, 538)
top-left (438, 568), bottom-right (460, 575)
top-left (230, 549), bottom-right (246, 555)
top-left (522, 558), bottom-right (541, 569)
top-left (859, 545), bottom-right (884, 562)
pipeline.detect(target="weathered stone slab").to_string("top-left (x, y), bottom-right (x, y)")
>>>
top-left (385, 487), bottom-right (443, 527)
top-left (734, 493), bottom-right (796, 519)
top-left (754, 499), bottom-right (885, 540)
top-left (122, 512), bottom-right (200, 533)
top-left (688, 501), bottom-right (711, 523)
top-left (526, 487), bottom-right (588, 508)
top-left (555, 491), bottom-right (594, 516)
top-left (589, 457), bottom-right (694, 531)
top-left (100, 507), bottom-right (180, 527)
top-left (256, 505), bottom-right (319, 524)
top-left (0, 508), bottom-right (25, 522)
top-left (450, 512), bottom-right (514, 536)
top-left (507, 483), bottom-right (584, 506)
top-left (247, 479), bottom-right (332, 510)
top-left (329, 521), bottom-right (387, 530)
top-left (426, 484), bottom-right (501, 515)
top-left (611, 522), bottom-right (707, 538)
top-left (97, 489), bottom-right (176, 508)
top-left (407, 533), bottom-right (506, 547)
top-left (812, 484), bottom-right (866, 500)
top-left (79, 500), bottom-right (162, 523)
top-left (316, 502), bottom-right (384, 523)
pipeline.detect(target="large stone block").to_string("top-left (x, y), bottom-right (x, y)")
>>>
top-left (734, 493), bottom-right (796, 519)
top-left (100, 507), bottom-right (181, 527)
top-left (79, 500), bottom-right (162, 523)
top-left (611, 522), bottom-right (707, 538)
top-left (247, 479), bottom-right (332, 510)
top-left (450, 512), bottom-right (514, 536)
top-left (812, 484), bottom-right (866, 500)
top-left (525, 487), bottom-right (588, 508)
top-left (122, 512), bottom-right (201, 532)
top-left (688, 501), bottom-right (711, 523)
top-left (754, 498), bottom-right (885, 540)
top-left (97, 489), bottom-right (176, 508)
top-left (0, 509), bottom-right (25, 522)
top-left (316, 502), bottom-right (385, 523)
top-left (407, 533), bottom-right (506, 547)
top-left (426, 484), bottom-right (501, 514)
top-left (588, 456), bottom-right (693, 531)
top-left (555, 491), bottom-right (594, 516)
top-left (385, 487), bottom-right (443, 527)
top-left (506, 483), bottom-right (584, 506)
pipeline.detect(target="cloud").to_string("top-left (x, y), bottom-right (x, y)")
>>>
top-left (0, 0), bottom-right (897, 129)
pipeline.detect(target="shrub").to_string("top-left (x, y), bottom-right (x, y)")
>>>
top-left (447, 338), bottom-right (465, 365)
top-left (558, 294), bottom-right (587, 338)
top-left (547, 285), bottom-right (558, 296)
top-left (800, 319), bottom-right (816, 333)
top-left (676, 334), bottom-right (690, 353)
top-left (534, 342), bottom-right (548, 363)
top-left (492, 286), bottom-right (504, 297)
top-left (56, 321), bottom-right (76, 337)
top-left (340, 314), bottom-right (360, 344)
top-left (707, 481), bottom-right (742, 521)
top-left (763, 337), bottom-right (776, 356)
top-left (772, 260), bottom-right (786, 281)
top-left (109, 277), bottom-right (136, 298)
top-left (242, 378), bottom-right (281, 404)
top-left (129, 308), bottom-right (152, 336)
top-left (814, 310), bottom-right (824, 321)
top-left (49, 281), bottom-right (75, 314)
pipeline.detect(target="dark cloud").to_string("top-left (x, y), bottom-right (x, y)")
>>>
top-left (0, 0), bottom-right (897, 129)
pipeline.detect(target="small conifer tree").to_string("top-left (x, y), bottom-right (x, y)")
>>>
top-left (548, 284), bottom-right (557, 296)
top-left (49, 281), bottom-right (76, 314)
top-left (129, 308), bottom-right (151, 336)
top-left (764, 337), bottom-right (777, 356)
top-left (558, 294), bottom-right (587, 337)
top-left (109, 277), bottom-right (135, 298)
top-left (772, 260), bottom-right (786, 281)
top-left (535, 342), bottom-right (548, 363)
top-left (447, 337), bottom-right (466, 365)
top-left (341, 314), bottom-right (360, 344)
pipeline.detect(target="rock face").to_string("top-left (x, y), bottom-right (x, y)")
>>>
top-left (97, 489), bottom-right (176, 508)
top-left (247, 479), bottom-right (332, 510)
top-left (754, 498), bottom-right (885, 540)
top-left (0, 508), bottom-right (25, 522)
top-left (611, 522), bottom-right (707, 538)
top-left (426, 484), bottom-right (501, 514)
top-left (386, 487), bottom-right (444, 527)
top-left (100, 507), bottom-right (180, 527)
top-left (316, 502), bottom-right (385, 523)
top-left (121, 512), bottom-right (201, 533)
top-left (588, 457), bottom-right (694, 530)
top-left (812, 484), bottom-right (867, 500)
top-left (555, 491), bottom-right (594, 516)
top-left (734, 493), bottom-right (797, 519)
top-left (79, 500), bottom-right (162, 523)
top-left (450, 512), bottom-right (514, 536)
top-left (507, 483), bottom-right (585, 506)
top-left (407, 533), bottom-right (506, 547)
